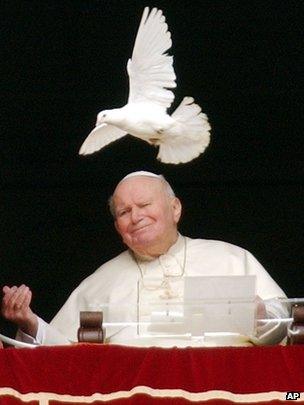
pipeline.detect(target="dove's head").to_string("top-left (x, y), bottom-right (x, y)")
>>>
top-left (109, 171), bottom-right (182, 258)
top-left (96, 109), bottom-right (122, 126)
top-left (96, 110), bottom-right (110, 126)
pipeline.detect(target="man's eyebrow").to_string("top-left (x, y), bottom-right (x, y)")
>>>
top-left (138, 196), bottom-right (153, 202)
top-left (116, 204), bottom-right (127, 210)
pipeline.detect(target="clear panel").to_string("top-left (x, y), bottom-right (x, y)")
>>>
top-left (86, 277), bottom-right (303, 346)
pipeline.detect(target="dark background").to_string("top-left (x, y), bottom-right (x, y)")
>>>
top-left (1, 0), bottom-right (302, 336)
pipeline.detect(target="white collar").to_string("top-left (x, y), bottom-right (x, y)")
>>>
top-left (132, 233), bottom-right (185, 263)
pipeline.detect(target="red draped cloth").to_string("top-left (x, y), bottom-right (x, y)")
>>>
top-left (0, 344), bottom-right (304, 404)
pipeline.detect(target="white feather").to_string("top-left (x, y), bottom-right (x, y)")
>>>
top-left (79, 124), bottom-right (126, 155)
top-left (157, 97), bottom-right (210, 164)
top-left (127, 7), bottom-right (176, 108)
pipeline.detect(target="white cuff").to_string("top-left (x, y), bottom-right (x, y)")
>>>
top-left (16, 316), bottom-right (47, 345)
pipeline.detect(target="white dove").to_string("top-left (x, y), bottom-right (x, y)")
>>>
top-left (79, 7), bottom-right (211, 164)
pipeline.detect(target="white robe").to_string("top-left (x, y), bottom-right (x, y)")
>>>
top-left (19, 236), bottom-right (288, 346)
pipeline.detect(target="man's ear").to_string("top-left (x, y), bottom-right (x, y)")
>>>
top-left (172, 197), bottom-right (182, 224)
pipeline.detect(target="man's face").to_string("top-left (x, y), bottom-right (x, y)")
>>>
top-left (113, 177), bottom-right (181, 255)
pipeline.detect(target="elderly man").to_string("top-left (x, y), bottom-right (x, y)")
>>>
top-left (2, 171), bottom-right (288, 346)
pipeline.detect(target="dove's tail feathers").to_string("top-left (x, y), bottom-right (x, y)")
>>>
top-left (79, 124), bottom-right (127, 155)
top-left (172, 97), bottom-right (211, 138)
top-left (172, 97), bottom-right (207, 123)
top-left (157, 97), bottom-right (211, 164)
top-left (157, 138), bottom-right (209, 164)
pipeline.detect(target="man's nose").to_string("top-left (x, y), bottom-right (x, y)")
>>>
top-left (130, 207), bottom-right (143, 223)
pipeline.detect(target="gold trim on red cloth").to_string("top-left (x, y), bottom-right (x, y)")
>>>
top-left (0, 386), bottom-right (302, 404)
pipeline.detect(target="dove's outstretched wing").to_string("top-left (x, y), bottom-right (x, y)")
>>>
top-left (79, 124), bottom-right (127, 155)
top-left (127, 7), bottom-right (176, 109)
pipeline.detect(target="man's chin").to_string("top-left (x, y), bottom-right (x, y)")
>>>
top-left (132, 235), bottom-right (155, 246)
top-left (127, 232), bottom-right (158, 250)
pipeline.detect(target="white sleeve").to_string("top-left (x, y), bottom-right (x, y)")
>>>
top-left (251, 298), bottom-right (289, 345)
top-left (16, 317), bottom-right (47, 345)
top-left (244, 250), bottom-right (289, 345)
top-left (16, 316), bottom-right (71, 346)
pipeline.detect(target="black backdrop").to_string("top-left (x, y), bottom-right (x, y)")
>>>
top-left (1, 0), bottom-right (303, 336)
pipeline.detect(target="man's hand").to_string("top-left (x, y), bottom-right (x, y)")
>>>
top-left (1, 285), bottom-right (38, 338)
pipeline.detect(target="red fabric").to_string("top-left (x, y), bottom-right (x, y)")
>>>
top-left (0, 344), bottom-right (304, 403)
top-left (0, 399), bottom-right (38, 405)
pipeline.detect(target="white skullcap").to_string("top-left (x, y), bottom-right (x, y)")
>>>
top-left (120, 171), bottom-right (161, 182)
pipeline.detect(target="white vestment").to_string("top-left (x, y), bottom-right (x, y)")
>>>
top-left (19, 236), bottom-right (288, 346)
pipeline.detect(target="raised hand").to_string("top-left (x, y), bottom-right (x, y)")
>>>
top-left (1, 285), bottom-right (38, 337)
